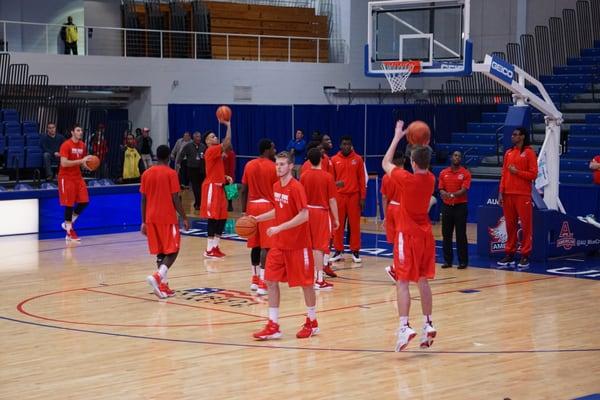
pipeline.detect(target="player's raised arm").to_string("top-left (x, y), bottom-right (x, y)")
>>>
top-left (383, 120), bottom-right (406, 175)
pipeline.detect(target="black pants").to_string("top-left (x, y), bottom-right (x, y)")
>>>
top-left (188, 166), bottom-right (205, 210)
top-left (179, 159), bottom-right (189, 187)
top-left (64, 41), bottom-right (78, 55)
top-left (441, 203), bottom-right (468, 266)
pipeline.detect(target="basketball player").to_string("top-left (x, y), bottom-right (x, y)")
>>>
top-left (330, 136), bottom-right (366, 263)
top-left (240, 139), bottom-right (278, 295)
top-left (380, 150), bottom-right (405, 282)
top-left (142, 145), bottom-right (189, 299)
top-left (497, 127), bottom-right (538, 268)
top-left (200, 120), bottom-right (233, 258)
top-left (252, 151), bottom-right (318, 340)
top-left (58, 123), bottom-right (92, 242)
top-left (382, 120), bottom-right (437, 352)
top-left (300, 148), bottom-right (340, 290)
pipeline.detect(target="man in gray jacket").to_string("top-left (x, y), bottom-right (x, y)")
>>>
top-left (171, 131), bottom-right (191, 189)
top-left (176, 131), bottom-right (206, 211)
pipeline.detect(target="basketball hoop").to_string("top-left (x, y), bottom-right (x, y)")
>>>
top-left (381, 61), bottom-right (422, 93)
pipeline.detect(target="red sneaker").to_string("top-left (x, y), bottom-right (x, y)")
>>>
top-left (66, 228), bottom-right (81, 242)
top-left (314, 280), bottom-right (334, 290)
top-left (250, 275), bottom-right (260, 291)
top-left (296, 317), bottom-right (319, 339)
top-left (253, 320), bottom-right (282, 340)
top-left (146, 272), bottom-right (166, 299)
top-left (203, 248), bottom-right (223, 258)
top-left (257, 280), bottom-right (268, 295)
top-left (323, 264), bottom-right (337, 278)
top-left (159, 282), bottom-right (175, 297)
top-left (213, 246), bottom-right (226, 257)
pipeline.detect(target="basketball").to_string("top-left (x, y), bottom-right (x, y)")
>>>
top-left (86, 155), bottom-right (101, 171)
top-left (216, 105), bottom-right (232, 122)
top-left (407, 120), bottom-right (431, 145)
top-left (235, 216), bottom-right (257, 238)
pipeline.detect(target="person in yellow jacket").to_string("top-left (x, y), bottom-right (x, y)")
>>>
top-left (121, 133), bottom-right (144, 184)
top-left (61, 16), bottom-right (78, 55)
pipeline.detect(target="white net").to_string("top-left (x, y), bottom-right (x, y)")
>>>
top-left (381, 62), bottom-right (415, 93)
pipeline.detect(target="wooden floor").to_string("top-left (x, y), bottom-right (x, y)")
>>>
top-left (1, 232), bottom-right (599, 399)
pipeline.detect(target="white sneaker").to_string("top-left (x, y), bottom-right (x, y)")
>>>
top-left (585, 215), bottom-right (600, 229)
top-left (329, 251), bottom-right (343, 262)
top-left (420, 323), bottom-right (437, 348)
top-left (395, 325), bottom-right (416, 352)
top-left (384, 265), bottom-right (397, 282)
top-left (351, 251), bottom-right (362, 263)
top-left (146, 272), bottom-right (167, 299)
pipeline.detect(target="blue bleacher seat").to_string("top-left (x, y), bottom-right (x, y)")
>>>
top-left (21, 121), bottom-right (39, 135)
top-left (1, 109), bottom-right (19, 123)
top-left (585, 114), bottom-right (600, 124)
top-left (0, 136), bottom-right (5, 153)
top-left (25, 134), bottom-right (40, 147)
top-left (3, 121), bottom-right (22, 136)
top-left (560, 171), bottom-right (593, 184)
top-left (25, 148), bottom-right (43, 168)
top-left (569, 135), bottom-right (600, 147)
top-left (451, 133), bottom-right (498, 144)
top-left (6, 150), bottom-right (25, 168)
top-left (7, 136), bottom-right (25, 148)
top-left (570, 124), bottom-right (600, 135)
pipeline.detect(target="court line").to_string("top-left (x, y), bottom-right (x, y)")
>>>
top-left (2, 315), bottom-right (598, 355)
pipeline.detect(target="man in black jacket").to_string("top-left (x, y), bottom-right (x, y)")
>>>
top-left (40, 122), bottom-right (65, 181)
top-left (176, 131), bottom-right (206, 211)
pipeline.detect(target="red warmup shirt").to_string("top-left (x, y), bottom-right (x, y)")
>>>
top-left (300, 168), bottom-right (337, 209)
top-left (300, 154), bottom-right (334, 177)
top-left (140, 165), bottom-right (180, 225)
top-left (499, 146), bottom-right (538, 196)
top-left (391, 168), bottom-right (435, 237)
top-left (204, 144), bottom-right (226, 184)
top-left (593, 155), bottom-right (600, 185)
top-left (381, 174), bottom-right (402, 204)
top-left (272, 178), bottom-right (311, 249)
top-left (331, 150), bottom-right (366, 199)
top-left (58, 139), bottom-right (86, 179)
top-left (438, 166), bottom-right (472, 205)
top-left (241, 157), bottom-right (278, 202)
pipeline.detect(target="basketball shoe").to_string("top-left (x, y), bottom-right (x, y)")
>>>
top-left (323, 264), bottom-right (337, 278)
top-left (159, 282), bottom-right (175, 297)
top-left (497, 255), bottom-right (515, 267)
top-left (253, 320), bottom-right (282, 340)
top-left (420, 322), bottom-right (437, 348)
top-left (250, 275), bottom-right (260, 291)
top-left (146, 272), bottom-right (166, 299)
top-left (213, 247), bottom-right (226, 257)
top-left (296, 317), bottom-right (319, 338)
top-left (61, 222), bottom-right (81, 242)
top-left (352, 251), bottom-right (362, 263)
top-left (329, 251), bottom-right (343, 262)
top-left (256, 280), bottom-right (268, 295)
top-left (395, 325), bottom-right (416, 352)
top-left (314, 280), bottom-right (333, 290)
top-left (384, 265), bottom-right (397, 282)
top-left (204, 248), bottom-right (224, 258)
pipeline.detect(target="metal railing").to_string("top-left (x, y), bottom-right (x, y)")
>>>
top-left (0, 20), bottom-right (347, 63)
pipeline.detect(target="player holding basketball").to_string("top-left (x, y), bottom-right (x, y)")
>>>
top-left (497, 127), bottom-right (537, 268)
top-left (142, 145), bottom-right (189, 299)
top-left (200, 120), bottom-right (233, 258)
top-left (58, 123), bottom-right (93, 242)
top-left (330, 136), bottom-right (367, 263)
top-left (240, 139), bottom-right (278, 295)
top-left (252, 151), bottom-right (318, 340)
top-left (300, 148), bottom-right (340, 289)
top-left (380, 150), bottom-right (405, 282)
top-left (382, 120), bottom-right (437, 351)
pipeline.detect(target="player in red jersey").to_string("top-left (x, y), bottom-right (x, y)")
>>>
top-left (383, 120), bottom-right (437, 352)
top-left (58, 123), bottom-right (93, 242)
top-left (200, 120), bottom-right (233, 258)
top-left (380, 150), bottom-right (405, 282)
top-left (240, 139), bottom-right (278, 295)
top-left (252, 151), bottom-right (318, 340)
top-left (300, 148), bottom-right (339, 290)
top-left (142, 145), bottom-right (189, 299)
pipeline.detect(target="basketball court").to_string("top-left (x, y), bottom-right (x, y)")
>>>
top-left (1, 0), bottom-right (599, 398)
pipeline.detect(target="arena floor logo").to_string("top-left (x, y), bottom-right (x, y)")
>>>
top-left (178, 287), bottom-right (263, 307)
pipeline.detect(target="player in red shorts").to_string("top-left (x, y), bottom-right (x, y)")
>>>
top-left (58, 123), bottom-right (93, 242)
top-left (200, 120), bottom-right (233, 258)
top-left (142, 145), bottom-right (189, 299)
top-left (300, 148), bottom-right (339, 290)
top-left (240, 139), bottom-right (278, 295)
top-left (252, 151), bottom-right (318, 340)
top-left (382, 120), bottom-right (437, 352)
top-left (380, 150), bottom-right (405, 282)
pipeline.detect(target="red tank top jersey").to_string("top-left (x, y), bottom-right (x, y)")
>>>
top-left (391, 168), bottom-right (435, 237)
top-left (272, 178), bottom-right (311, 249)
top-left (242, 157), bottom-right (277, 202)
top-left (381, 174), bottom-right (402, 203)
top-left (58, 139), bottom-right (87, 179)
top-left (300, 168), bottom-right (337, 209)
top-left (140, 165), bottom-right (180, 224)
top-left (204, 144), bottom-right (225, 184)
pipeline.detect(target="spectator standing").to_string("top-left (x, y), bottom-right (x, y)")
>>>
top-left (91, 124), bottom-right (109, 178)
top-left (40, 122), bottom-right (65, 181)
top-left (120, 133), bottom-right (143, 184)
top-left (60, 16), bottom-right (78, 55)
top-left (136, 127), bottom-right (154, 169)
top-left (176, 132), bottom-right (206, 211)
top-left (286, 129), bottom-right (306, 178)
top-left (171, 131), bottom-right (192, 189)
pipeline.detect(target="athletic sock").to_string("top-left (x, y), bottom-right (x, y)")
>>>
top-left (307, 306), bottom-right (317, 321)
top-left (158, 264), bottom-right (169, 281)
top-left (251, 265), bottom-right (258, 276)
top-left (65, 221), bottom-right (72, 231)
top-left (268, 307), bottom-right (279, 323)
top-left (317, 270), bottom-right (324, 282)
top-left (72, 214), bottom-right (79, 223)
top-left (399, 316), bottom-right (409, 328)
top-left (423, 315), bottom-right (432, 325)
top-left (323, 253), bottom-right (329, 265)
top-left (259, 268), bottom-right (265, 280)
top-left (207, 238), bottom-right (214, 251)
top-left (214, 237), bottom-right (221, 248)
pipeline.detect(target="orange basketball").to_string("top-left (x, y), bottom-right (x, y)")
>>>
top-left (235, 216), bottom-right (257, 238)
top-left (407, 120), bottom-right (431, 145)
top-left (216, 105), bottom-right (232, 122)
top-left (86, 155), bottom-right (101, 171)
